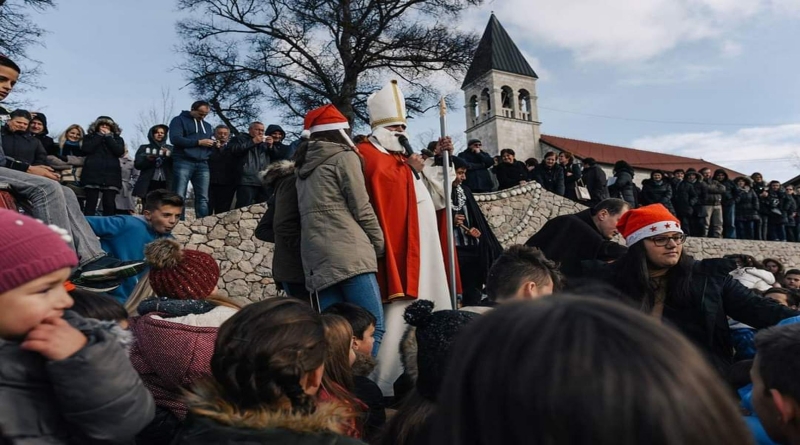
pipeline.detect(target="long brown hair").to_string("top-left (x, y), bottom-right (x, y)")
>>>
top-left (321, 314), bottom-right (362, 413)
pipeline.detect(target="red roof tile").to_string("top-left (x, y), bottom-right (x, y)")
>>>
top-left (540, 134), bottom-right (746, 179)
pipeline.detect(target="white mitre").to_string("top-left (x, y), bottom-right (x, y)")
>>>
top-left (367, 80), bottom-right (408, 129)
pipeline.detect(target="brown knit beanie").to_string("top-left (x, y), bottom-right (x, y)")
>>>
top-left (145, 239), bottom-right (220, 300)
top-left (0, 209), bottom-right (78, 294)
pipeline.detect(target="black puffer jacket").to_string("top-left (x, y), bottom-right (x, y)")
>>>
top-left (0, 125), bottom-right (47, 166)
top-left (581, 164), bottom-right (609, 205)
top-left (494, 160), bottom-right (528, 190)
top-left (133, 125), bottom-right (173, 197)
top-left (0, 312), bottom-right (155, 444)
top-left (673, 180), bottom-right (699, 217)
top-left (81, 117), bottom-right (125, 188)
top-left (533, 163), bottom-right (565, 196)
top-left (641, 179), bottom-right (675, 215)
top-left (590, 259), bottom-right (799, 374)
top-left (609, 166), bottom-right (637, 207)
top-left (734, 178), bottom-right (760, 221)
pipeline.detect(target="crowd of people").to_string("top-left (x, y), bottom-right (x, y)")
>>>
top-left (4, 52), bottom-right (800, 445)
top-left (459, 140), bottom-right (798, 242)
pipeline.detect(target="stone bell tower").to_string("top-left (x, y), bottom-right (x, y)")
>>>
top-left (462, 14), bottom-right (541, 160)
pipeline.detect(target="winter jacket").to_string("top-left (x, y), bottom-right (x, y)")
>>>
top-left (134, 125), bottom-right (174, 197)
top-left (208, 140), bottom-right (239, 186)
top-left (533, 163), bottom-right (566, 196)
top-left (785, 193), bottom-right (798, 227)
top-left (581, 164), bottom-right (609, 206)
top-left (31, 113), bottom-right (57, 156)
top-left (562, 161), bottom-right (583, 201)
top-left (228, 133), bottom-right (283, 187)
top-left (0, 311), bottom-right (155, 444)
top-left (764, 189), bottom-right (789, 224)
top-left (81, 117), bottom-right (125, 188)
top-left (641, 179), bottom-right (676, 215)
top-left (0, 125), bottom-right (47, 166)
top-left (590, 259), bottom-right (800, 374)
top-left (609, 167), bottom-right (637, 207)
top-left (494, 160), bottom-right (528, 190)
top-left (673, 180), bottom-right (699, 217)
top-left (255, 160), bottom-right (306, 286)
top-left (691, 180), bottom-right (710, 216)
top-left (168, 110), bottom-right (214, 160)
top-left (735, 185), bottom-right (760, 221)
top-left (730, 267), bottom-right (776, 292)
top-left (457, 149), bottom-right (495, 193)
top-left (171, 384), bottom-right (365, 445)
top-left (116, 156), bottom-right (139, 211)
top-left (701, 178), bottom-right (726, 206)
top-left (295, 141), bottom-right (384, 291)
top-left (87, 215), bottom-right (171, 302)
top-left (265, 124), bottom-right (295, 161)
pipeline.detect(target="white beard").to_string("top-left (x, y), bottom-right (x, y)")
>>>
top-left (371, 126), bottom-right (407, 153)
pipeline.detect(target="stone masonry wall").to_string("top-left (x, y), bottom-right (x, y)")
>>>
top-left (174, 182), bottom-right (800, 303)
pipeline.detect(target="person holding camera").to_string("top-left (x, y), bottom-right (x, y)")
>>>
top-left (133, 125), bottom-right (173, 199)
top-left (456, 138), bottom-right (495, 193)
top-left (228, 122), bottom-right (287, 207)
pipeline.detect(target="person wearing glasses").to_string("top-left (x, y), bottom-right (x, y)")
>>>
top-left (456, 139), bottom-right (495, 193)
top-left (588, 203), bottom-right (799, 376)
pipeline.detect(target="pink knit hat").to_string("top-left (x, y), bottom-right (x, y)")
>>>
top-left (0, 209), bottom-right (78, 294)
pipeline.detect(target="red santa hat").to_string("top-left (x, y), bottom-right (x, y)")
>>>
top-left (303, 104), bottom-right (354, 147)
top-left (616, 204), bottom-right (683, 246)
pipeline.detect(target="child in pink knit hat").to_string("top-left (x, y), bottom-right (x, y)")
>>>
top-left (0, 209), bottom-right (155, 444)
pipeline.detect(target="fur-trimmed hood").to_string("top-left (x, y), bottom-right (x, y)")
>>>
top-left (184, 382), bottom-right (355, 436)
top-left (260, 159), bottom-right (296, 187)
top-left (87, 116), bottom-right (122, 135)
top-left (399, 326), bottom-right (418, 383)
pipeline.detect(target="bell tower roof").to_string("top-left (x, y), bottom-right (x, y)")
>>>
top-left (461, 14), bottom-right (538, 89)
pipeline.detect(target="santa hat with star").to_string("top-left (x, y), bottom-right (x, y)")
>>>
top-left (301, 104), bottom-right (354, 147)
top-left (616, 204), bottom-right (683, 246)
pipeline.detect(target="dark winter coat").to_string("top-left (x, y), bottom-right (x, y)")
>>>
top-left (0, 125), bottom-right (47, 166)
top-left (494, 160), bottom-right (528, 190)
top-left (208, 139), bottom-right (239, 186)
top-left (673, 180), bottom-right (699, 217)
top-left (609, 167), bottom-right (637, 207)
top-left (641, 179), bottom-right (675, 215)
top-left (228, 125), bottom-right (289, 187)
top-left (31, 113), bottom-right (57, 156)
top-left (691, 180), bottom-right (710, 216)
top-left (591, 259), bottom-right (800, 374)
top-left (581, 164), bottom-right (609, 206)
top-left (735, 185), bottom-right (760, 221)
top-left (172, 384), bottom-right (365, 445)
top-left (526, 208), bottom-right (627, 278)
top-left (80, 118), bottom-right (125, 189)
top-left (133, 125), bottom-right (174, 197)
top-left (785, 193), bottom-right (798, 227)
top-left (701, 177), bottom-right (726, 206)
top-left (255, 160), bottom-right (305, 286)
top-left (0, 311), bottom-right (155, 444)
top-left (562, 161), bottom-right (583, 201)
top-left (533, 163), bottom-right (566, 196)
top-left (168, 110), bottom-right (214, 161)
top-left (764, 189), bottom-right (789, 224)
top-left (714, 170), bottom-right (737, 207)
top-left (457, 149), bottom-right (495, 192)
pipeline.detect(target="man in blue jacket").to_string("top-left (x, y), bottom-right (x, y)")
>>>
top-left (169, 101), bottom-right (215, 218)
top-left (87, 190), bottom-right (184, 303)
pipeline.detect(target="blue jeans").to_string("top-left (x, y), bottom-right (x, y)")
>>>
top-left (172, 156), bottom-right (210, 218)
top-left (735, 220), bottom-right (757, 240)
top-left (723, 205), bottom-right (736, 239)
top-left (768, 223), bottom-right (786, 241)
top-left (318, 273), bottom-right (385, 356)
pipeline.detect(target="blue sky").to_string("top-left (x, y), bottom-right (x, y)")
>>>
top-left (17, 0), bottom-right (800, 181)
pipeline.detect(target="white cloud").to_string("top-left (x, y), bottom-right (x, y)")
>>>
top-left (720, 40), bottom-right (743, 58)
top-left (476, 0), bottom-right (774, 63)
top-left (631, 124), bottom-right (800, 181)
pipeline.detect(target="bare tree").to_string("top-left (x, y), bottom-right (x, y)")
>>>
top-left (130, 87), bottom-right (177, 148)
top-left (0, 0), bottom-right (56, 87)
top-left (176, 0), bottom-right (481, 131)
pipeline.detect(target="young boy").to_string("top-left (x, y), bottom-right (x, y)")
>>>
top-left (86, 189), bottom-right (184, 302)
top-left (784, 269), bottom-right (800, 290)
top-left (324, 301), bottom-right (377, 357)
top-left (0, 209), bottom-right (154, 443)
top-left (764, 288), bottom-right (800, 309)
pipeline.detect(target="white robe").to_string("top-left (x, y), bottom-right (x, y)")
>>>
top-left (368, 146), bottom-right (453, 396)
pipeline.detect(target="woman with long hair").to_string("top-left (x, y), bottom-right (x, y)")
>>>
top-left (532, 151), bottom-right (565, 196)
top-left (128, 239), bottom-right (241, 445)
top-left (430, 296), bottom-right (756, 445)
top-left (172, 298), bottom-right (363, 444)
top-left (558, 151), bottom-right (583, 201)
top-left (81, 116), bottom-right (125, 215)
top-left (294, 104), bottom-right (385, 354)
top-left (321, 314), bottom-right (364, 439)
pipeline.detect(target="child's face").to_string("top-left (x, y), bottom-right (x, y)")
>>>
top-left (785, 274), bottom-right (800, 290)
top-left (353, 324), bottom-right (375, 357)
top-left (0, 268), bottom-right (73, 339)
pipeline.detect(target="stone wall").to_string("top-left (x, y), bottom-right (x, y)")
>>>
top-left (174, 182), bottom-right (800, 303)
